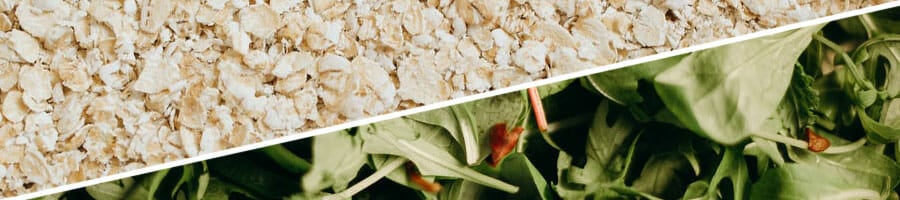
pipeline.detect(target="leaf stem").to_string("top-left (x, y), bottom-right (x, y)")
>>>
top-left (822, 138), bottom-right (867, 154)
top-left (324, 157), bottom-right (408, 200)
top-left (259, 144), bottom-right (311, 174)
top-left (450, 106), bottom-right (480, 166)
top-left (528, 87), bottom-right (549, 133)
top-left (751, 133), bottom-right (808, 149)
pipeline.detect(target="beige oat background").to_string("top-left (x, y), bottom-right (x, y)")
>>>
top-left (0, 0), bottom-right (891, 197)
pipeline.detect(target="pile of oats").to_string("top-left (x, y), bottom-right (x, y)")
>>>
top-left (0, 0), bottom-right (888, 196)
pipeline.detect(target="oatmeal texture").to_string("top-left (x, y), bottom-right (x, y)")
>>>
top-left (0, 0), bottom-right (890, 196)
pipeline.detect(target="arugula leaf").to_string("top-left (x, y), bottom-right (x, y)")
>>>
top-left (303, 130), bottom-right (368, 193)
top-left (652, 25), bottom-right (824, 145)
top-left (704, 147), bottom-right (750, 200)
top-left (555, 100), bottom-right (642, 199)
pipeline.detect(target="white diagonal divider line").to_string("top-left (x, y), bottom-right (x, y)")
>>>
top-left (11, 1), bottom-right (900, 199)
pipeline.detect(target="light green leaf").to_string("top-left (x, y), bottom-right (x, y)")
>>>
top-left (498, 153), bottom-right (553, 199)
top-left (303, 130), bottom-right (368, 193)
top-left (652, 25), bottom-right (824, 145)
top-left (750, 163), bottom-right (893, 200)
top-left (537, 79), bottom-right (575, 99)
top-left (581, 54), bottom-right (686, 106)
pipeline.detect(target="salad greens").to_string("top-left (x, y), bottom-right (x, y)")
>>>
top-left (38, 8), bottom-right (900, 200)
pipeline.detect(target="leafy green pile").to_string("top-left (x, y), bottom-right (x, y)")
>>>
top-left (38, 9), bottom-right (900, 200)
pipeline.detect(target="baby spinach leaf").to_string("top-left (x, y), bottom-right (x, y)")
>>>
top-left (537, 79), bottom-right (576, 99)
top-left (652, 25), bottom-right (824, 145)
top-left (406, 91), bottom-right (531, 166)
top-left (750, 163), bottom-right (892, 200)
top-left (86, 178), bottom-right (148, 200)
top-left (303, 130), bottom-right (368, 193)
top-left (580, 54), bottom-right (685, 106)
top-left (437, 180), bottom-right (485, 200)
top-left (361, 118), bottom-right (519, 193)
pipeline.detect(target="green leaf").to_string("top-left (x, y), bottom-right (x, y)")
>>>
top-left (406, 91), bottom-right (531, 166)
top-left (207, 154), bottom-right (301, 199)
top-left (200, 178), bottom-right (260, 199)
top-left (145, 169), bottom-right (170, 200)
top-left (497, 153), bottom-right (554, 199)
top-left (652, 25), bottom-right (824, 145)
top-left (303, 130), bottom-right (368, 193)
top-left (537, 79), bottom-right (575, 99)
top-left (750, 162), bottom-right (894, 200)
top-left (86, 178), bottom-right (147, 200)
top-left (361, 119), bottom-right (519, 193)
top-left (437, 180), bottom-right (485, 200)
top-left (555, 100), bottom-right (642, 199)
top-left (580, 54), bottom-right (685, 106)
top-left (630, 152), bottom-right (693, 199)
top-left (681, 181), bottom-right (710, 200)
top-left (705, 147), bottom-right (750, 200)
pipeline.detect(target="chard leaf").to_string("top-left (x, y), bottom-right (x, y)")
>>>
top-left (303, 130), bottom-right (368, 193)
top-left (652, 25), bottom-right (824, 145)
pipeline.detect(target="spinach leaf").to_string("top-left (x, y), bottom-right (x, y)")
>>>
top-left (406, 91), bottom-right (531, 166)
top-left (86, 178), bottom-right (148, 200)
top-left (750, 163), bottom-right (893, 200)
top-left (361, 119), bottom-right (519, 193)
top-left (580, 54), bottom-right (685, 106)
top-left (652, 25), bottom-right (824, 145)
top-left (303, 130), bottom-right (368, 193)
top-left (537, 79), bottom-right (576, 99)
